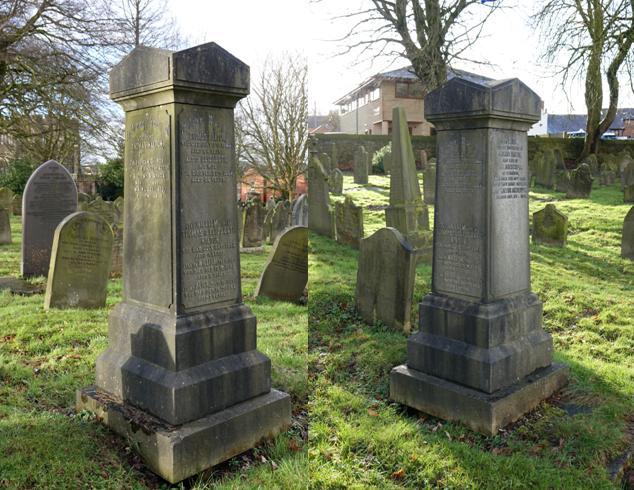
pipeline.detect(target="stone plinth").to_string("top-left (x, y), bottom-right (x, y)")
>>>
top-left (76, 43), bottom-right (290, 483)
top-left (390, 77), bottom-right (568, 435)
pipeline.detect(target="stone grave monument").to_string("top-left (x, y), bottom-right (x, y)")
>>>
top-left (385, 107), bottom-right (431, 259)
top-left (44, 211), bottom-right (113, 309)
top-left (353, 145), bottom-right (369, 184)
top-left (270, 200), bottom-right (291, 244)
top-left (622, 206), bottom-right (634, 260)
top-left (76, 43), bottom-right (291, 483)
top-left (533, 204), bottom-right (568, 247)
top-left (383, 149), bottom-right (392, 174)
top-left (11, 194), bottom-right (21, 216)
top-left (355, 227), bottom-right (415, 332)
top-left (335, 195), bottom-right (364, 249)
top-left (292, 194), bottom-right (308, 227)
top-left (22, 160), bottom-right (78, 277)
top-left (423, 161), bottom-right (436, 205)
top-left (0, 208), bottom-right (10, 244)
top-left (255, 226), bottom-right (308, 302)
top-left (330, 168), bottom-right (344, 195)
top-left (242, 195), bottom-right (265, 248)
top-left (391, 77), bottom-right (568, 435)
top-left (0, 187), bottom-right (14, 211)
top-left (308, 154), bottom-right (334, 237)
top-left (566, 163), bottom-right (593, 198)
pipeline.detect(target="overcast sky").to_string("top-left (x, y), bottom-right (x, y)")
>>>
top-left (169, 0), bottom-right (634, 116)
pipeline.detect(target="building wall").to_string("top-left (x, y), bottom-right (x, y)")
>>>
top-left (339, 98), bottom-right (382, 134)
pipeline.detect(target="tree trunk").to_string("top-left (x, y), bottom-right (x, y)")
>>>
top-left (580, 47), bottom-right (603, 161)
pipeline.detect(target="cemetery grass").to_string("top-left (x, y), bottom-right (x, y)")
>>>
top-left (0, 216), bottom-right (307, 489)
top-left (308, 175), bottom-right (634, 488)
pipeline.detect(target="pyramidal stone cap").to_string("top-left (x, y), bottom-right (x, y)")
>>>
top-left (424, 77), bottom-right (541, 123)
top-left (109, 42), bottom-right (250, 101)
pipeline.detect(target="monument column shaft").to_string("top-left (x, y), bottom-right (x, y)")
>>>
top-left (432, 121), bottom-right (531, 303)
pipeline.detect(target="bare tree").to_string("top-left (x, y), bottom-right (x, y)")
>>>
top-left (534, 0), bottom-right (634, 159)
top-left (331, 0), bottom-right (500, 95)
top-left (238, 55), bottom-right (308, 200)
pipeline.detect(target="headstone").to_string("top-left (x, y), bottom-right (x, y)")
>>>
top-left (76, 43), bottom-right (290, 484)
top-left (44, 211), bottom-right (113, 309)
top-left (308, 154), bottom-right (335, 237)
top-left (255, 226), bottom-right (308, 302)
top-left (533, 203), bottom-right (568, 247)
top-left (0, 187), bottom-right (14, 211)
top-left (620, 153), bottom-right (634, 189)
top-left (11, 194), bottom-right (21, 216)
top-left (385, 107), bottom-right (431, 257)
top-left (566, 163), bottom-right (593, 198)
top-left (420, 149), bottom-right (428, 170)
top-left (353, 145), bottom-right (369, 184)
top-left (355, 227), bottom-right (415, 332)
top-left (423, 162), bottom-right (436, 205)
top-left (271, 200), bottom-right (291, 244)
top-left (78, 192), bottom-right (92, 204)
top-left (21, 160), bottom-right (78, 277)
top-left (335, 195), bottom-right (364, 249)
top-left (599, 170), bottom-right (617, 186)
top-left (330, 168), bottom-right (344, 195)
top-left (263, 200), bottom-right (275, 244)
top-left (622, 206), bottom-right (634, 260)
top-left (383, 150), bottom-right (392, 174)
top-left (80, 197), bottom-right (124, 275)
top-left (391, 77), bottom-right (568, 435)
top-left (584, 154), bottom-right (599, 175)
top-left (623, 160), bottom-right (634, 203)
top-left (319, 153), bottom-right (332, 173)
top-left (0, 277), bottom-right (45, 295)
top-left (0, 208), bottom-right (10, 244)
top-left (331, 142), bottom-right (338, 170)
top-left (237, 201), bottom-right (245, 244)
top-left (535, 149), bottom-right (556, 188)
top-left (291, 194), bottom-right (308, 227)
top-left (242, 197), bottom-right (265, 248)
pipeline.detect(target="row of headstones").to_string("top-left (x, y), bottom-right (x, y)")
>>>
top-left (238, 191), bottom-right (308, 249)
top-left (530, 148), bottom-right (634, 201)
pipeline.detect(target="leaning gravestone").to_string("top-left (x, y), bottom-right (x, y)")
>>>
top-left (423, 162), bottom-right (436, 205)
top-left (355, 227), bottom-right (415, 332)
top-left (308, 154), bottom-right (335, 237)
top-left (566, 163), bottom-right (593, 198)
top-left (255, 226), bottom-right (308, 302)
top-left (0, 208), bottom-right (10, 244)
top-left (292, 194), bottom-right (308, 226)
top-left (622, 206), bottom-right (634, 260)
top-left (533, 203), bottom-right (568, 247)
top-left (271, 200), bottom-right (291, 244)
top-left (44, 212), bottom-right (113, 309)
top-left (22, 160), bottom-right (78, 277)
top-left (0, 187), bottom-right (14, 211)
top-left (335, 195), bottom-right (364, 249)
top-left (385, 107), bottom-right (431, 259)
top-left (330, 168), bottom-right (344, 195)
top-left (76, 43), bottom-right (290, 484)
top-left (353, 145), bottom-right (369, 184)
top-left (391, 77), bottom-right (568, 435)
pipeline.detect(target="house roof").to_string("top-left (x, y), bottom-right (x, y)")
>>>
top-left (334, 66), bottom-right (492, 105)
top-left (548, 109), bottom-right (634, 134)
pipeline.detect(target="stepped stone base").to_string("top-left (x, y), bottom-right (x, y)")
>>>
top-left (77, 386), bottom-right (291, 483)
top-left (390, 363), bottom-right (568, 435)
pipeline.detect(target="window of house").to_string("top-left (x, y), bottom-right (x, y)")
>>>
top-left (396, 81), bottom-right (424, 98)
top-left (370, 88), bottom-right (380, 101)
top-left (395, 82), bottom-right (409, 98)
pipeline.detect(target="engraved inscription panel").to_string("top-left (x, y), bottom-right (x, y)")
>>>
top-left (433, 130), bottom-right (486, 300)
top-left (490, 130), bottom-right (530, 298)
top-left (124, 107), bottom-right (172, 307)
top-left (178, 105), bottom-right (240, 310)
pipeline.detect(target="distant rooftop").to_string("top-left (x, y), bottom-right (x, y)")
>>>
top-left (548, 109), bottom-right (634, 134)
top-left (334, 66), bottom-right (493, 105)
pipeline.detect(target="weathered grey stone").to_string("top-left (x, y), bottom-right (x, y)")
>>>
top-left (566, 163), bottom-right (593, 198)
top-left (255, 226), bottom-right (307, 302)
top-left (330, 168), bottom-right (344, 195)
top-left (622, 206), bottom-right (634, 260)
top-left (263, 202), bottom-right (275, 244)
top-left (242, 197), bottom-right (265, 248)
top-left (0, 277), bottom-right (45, 295)
top-left (391, 77), bottom-right (567, 435)
top-left (82, 196), bottom-right (116, 223)
top-left (385, 107), bottom-right (431, 256)
top-left (0, 187), bottom-right (14, 211)
top-left (291, 194), bottom-right (308, 227)
top-left (44, 211), bottom-right (113, 309)
top-left (423, 162), bottom-right (436, 205)
top-left (584, 154), bottom-right (599, 175)
top-left (0, 208), bottom-right (10, 244)
top-left (319, 152), bottom-right (332, 173)
top-left (383, 150), bottom-right (392, 174)
top-left (237, 202), bottom-right (245, 244)
top-left (335, 196), bottom-right (364, 249)
top-left (78, 192), bottom-right (92, 204)
top-left (11, 194), bottom-right (21, 216)
top-left (533, 203), bottom-right (568, 246)
top-left (308, 154), bottom-right (334, 237)
top-left (599, 170), bottom-right (617, 186)
top-left (535, 150), bottom-right (556, 188)
top-left (620, 153), bottom-right (634, 190)
top-left (355, 227), bottom-right (415, 332)
top-left (80, 197), bottom-right (124, 274)
top-left (270, 200), bottom-right (291, 244)
top-left (353, 145), bottom-right (369, 184)
top-left (331, 142), bottom-right (338, 170)
top-left (80, 42), bottom-right (290, 483)
top-left (22, 160), bottom-right (78, 277)
top-left (623, 161), bottom-right (634, 202)
top-left (420, 149), bottom-right (428, 170)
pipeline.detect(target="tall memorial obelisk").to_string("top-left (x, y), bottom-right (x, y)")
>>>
top-left (77, 43), bottom-right (291, 483)
top-left (391, 77), bottom-right (568, 435)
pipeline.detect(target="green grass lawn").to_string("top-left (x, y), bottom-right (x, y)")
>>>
top-left (0, 215), bottom-right (307, 489)
top-left (309, 173), bottom-right (633, 488)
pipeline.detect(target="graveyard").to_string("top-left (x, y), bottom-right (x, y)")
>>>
top-left (309, 171), bottom-right (633, 487)
top-left (0, 212), bottom-right (307, 487)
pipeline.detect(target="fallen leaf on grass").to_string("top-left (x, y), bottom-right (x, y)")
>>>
top-left (391, 468), bottom-right (406, 480)
top-left (367, 409), bottom-right (379, 417)
top-left (288, 438), bottom-right (301, 452)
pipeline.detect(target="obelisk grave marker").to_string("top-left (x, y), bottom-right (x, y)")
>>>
top-left (390, 77), bottom-right (568, 435)
top-left (76, 43), bottom-right (291, 483)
